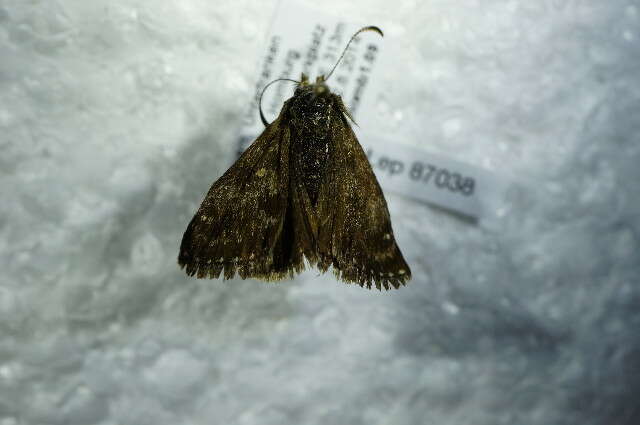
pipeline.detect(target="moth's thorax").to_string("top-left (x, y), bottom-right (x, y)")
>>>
top-left (289, 87), bottom-right (333, 136)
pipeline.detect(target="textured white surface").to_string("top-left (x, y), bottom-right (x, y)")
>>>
top-left (1, 1), bottom-right (639, 424)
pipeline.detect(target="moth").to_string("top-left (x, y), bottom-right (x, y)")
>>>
top-left (179, 26), bottom-right (411, 290)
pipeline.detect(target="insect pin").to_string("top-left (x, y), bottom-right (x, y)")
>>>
top-left (179, 26), bottom-right (411, 290)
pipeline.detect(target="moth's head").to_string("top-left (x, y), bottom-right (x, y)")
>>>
top-left (297, 73), bottom-right (330, 97)
top-left (259, 26), bottom-right (382, 128)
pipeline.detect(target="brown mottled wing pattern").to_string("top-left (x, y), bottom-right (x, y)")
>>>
top-left (316, 96), bottom-right (411, 290)
top-left (178, 114), bottom-right (297, 280)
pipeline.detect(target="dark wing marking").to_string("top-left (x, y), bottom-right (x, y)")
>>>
top-left (178, 114), bottom-right (298, 281)
top-left (315, 97), bottom-right (411, 290)
top-left (286, 140), bottom-right (322, 268)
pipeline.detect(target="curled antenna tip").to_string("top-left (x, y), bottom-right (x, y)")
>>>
top-left (362, 25), bottom-right (384, 37)
top-left (325, 25), bottom-right (384, 81)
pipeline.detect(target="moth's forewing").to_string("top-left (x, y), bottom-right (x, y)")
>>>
top-left (178, 113), bottom-right (299, 281)
top-left (314, 95), bottom-right (411, 289)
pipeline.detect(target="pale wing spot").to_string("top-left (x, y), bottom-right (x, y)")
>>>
top-left (398, 269), bottom-right (406, 275)
top-left (201, 215), bottom-right (207, 221)
top-left (383, 233), bottom-right (391, 240)
top-left (256, 168), bottom-right (266, 177)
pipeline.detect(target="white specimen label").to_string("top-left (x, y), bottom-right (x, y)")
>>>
top-left (238, 0), bottom-right (509, 221)
top-left (359, 135), bottom-right (510, 220)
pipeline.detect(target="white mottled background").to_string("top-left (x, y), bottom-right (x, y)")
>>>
top-left (1, 0), bottom-right (639, 424)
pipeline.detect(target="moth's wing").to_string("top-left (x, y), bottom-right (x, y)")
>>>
top-left (178, 115), bottom-right (297, 280)
top-left (316, 103), bottom-right (411, 290)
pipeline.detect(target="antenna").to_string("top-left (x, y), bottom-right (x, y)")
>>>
top-left (258, 78), bottom-right (299, 127)
top-left (325, 25), bottom-right (383, 82)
